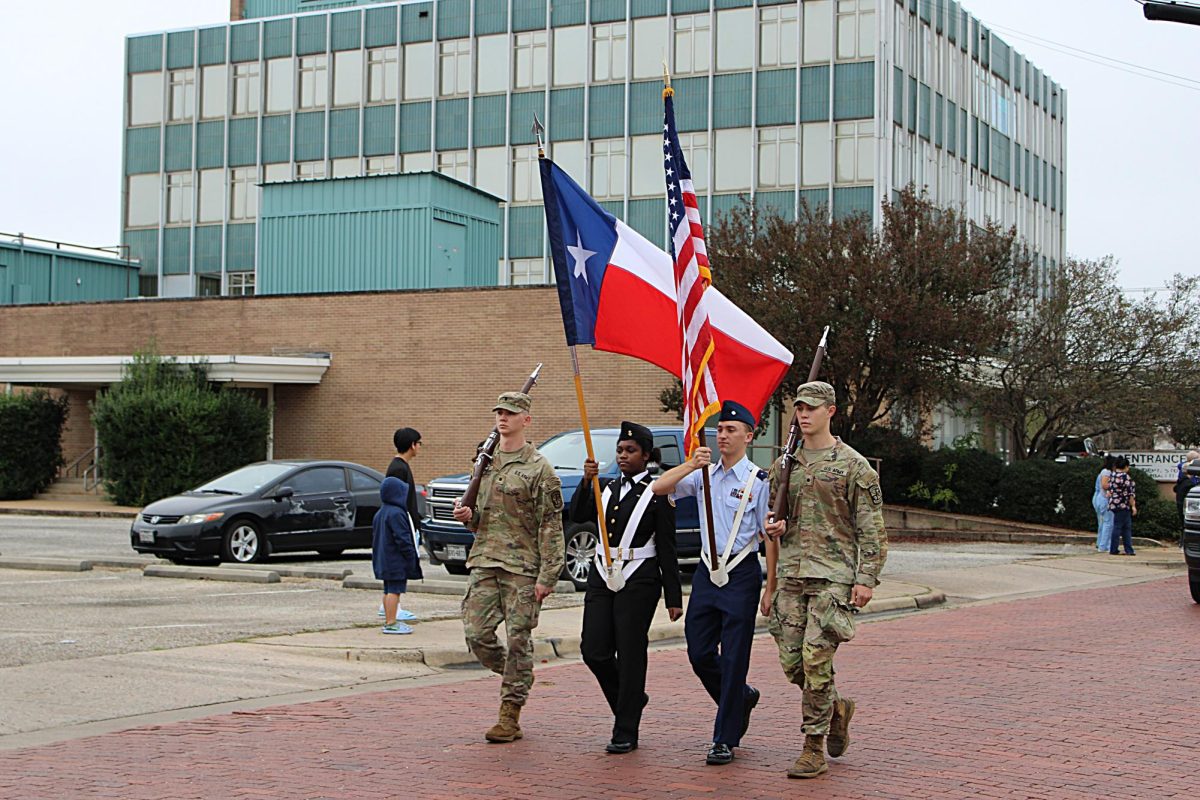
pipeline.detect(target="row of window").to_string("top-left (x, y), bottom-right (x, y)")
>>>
top-left (125, 122), bottom-right (875, 228)
top-left (129, 4), bottom-right (877, 126)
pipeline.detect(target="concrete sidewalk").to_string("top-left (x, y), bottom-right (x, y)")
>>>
top-left (0, 497), bottom-right (139, 518)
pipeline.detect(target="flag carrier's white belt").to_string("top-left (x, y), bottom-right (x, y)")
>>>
top-left (610, 543), bottom-right (657, 561)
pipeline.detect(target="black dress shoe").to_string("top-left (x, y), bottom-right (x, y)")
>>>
top-left (606, 740), bottom-right (638, 754)
top-left (740, 686), bottom-right (760, 739)
top-left (706, 743), bottom-right (734, 765)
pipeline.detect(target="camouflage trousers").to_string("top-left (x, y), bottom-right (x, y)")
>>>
top-left (767, 578), bottom-right (857, 735)
top-left (462, 567), bottom-right (543, 707)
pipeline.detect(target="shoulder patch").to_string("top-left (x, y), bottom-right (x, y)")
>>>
top-left (867, 483), bottom-right (883, 507)
top-left (550, 488), bottom-right (564, 512)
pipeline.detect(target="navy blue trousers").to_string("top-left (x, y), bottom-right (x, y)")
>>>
top-left (685, 553), bottom-right (762, 747)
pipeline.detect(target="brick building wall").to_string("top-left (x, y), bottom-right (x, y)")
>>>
top-left (0, 287), bottom-right (680, 481)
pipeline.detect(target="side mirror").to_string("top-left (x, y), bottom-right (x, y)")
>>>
top-left (272, 486), bottom-right (295, 500)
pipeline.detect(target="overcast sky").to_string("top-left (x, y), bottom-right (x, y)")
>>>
top-left (0, 0), bottom-right (1195, 290)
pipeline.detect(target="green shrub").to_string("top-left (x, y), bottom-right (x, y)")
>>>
top-left (92, 352), bottom-right (271, 507)
top-left (849, 426), bottom-right (928, 505)
top-left (1135, 496), bottom-right (1179, 541)
top-left (0, 390), bottom-right (69, 500)
top-left (917, 448), bottom-right (1005, 515)
top-left (1056, 458), bottom-right (1108, 532)
top-left (994, 458), bottom-right (1065, 524)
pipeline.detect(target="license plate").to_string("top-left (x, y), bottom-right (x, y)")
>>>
top-left (444, 544), bottom-right (467, 561)
top-left (139, 530), bottom-right (155, 544)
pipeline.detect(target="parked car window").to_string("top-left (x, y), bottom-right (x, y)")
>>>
top-left (195, 462), bottom-right (294, 495)
top-left (350, 469), bottom-right (381, 491)
top-left (287, 467), bottom-right (348, 495)
top-left (655, 436), bottom-right (682, 469)
top-left (539, 431), bottom-right (620, 470)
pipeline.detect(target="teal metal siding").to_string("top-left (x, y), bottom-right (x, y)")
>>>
top-left (551, 0), bottom-right (585, 26)
top-left (126, 128), bottom-right (161, 174)
top-left (475, 0), bottom-right (509, 35)
top-left (399, 102), bottom-right (432, 152)
top-left (589, 84), bottom-right (625, 138)
top-left (329, 109), bottom-right (360, 158)
top-left (231, 23), bottom-right (260, 62)
top-left (166, 31), bottom-right (195, 69)
top-left (262, 114), bottom-right (292, 162)
top-left (127, 34), bottom-right (162, 73)
top-left (757, 69), bottom-right (796, 126)
top-left (713, 73), bottom-right (752, 129)
top-left (438, 0), bottom-right (472, 39)
top-left (907, 76), bottom-right (916, 132)
top-left (833, 61), bottom-right (873, 121)
top-left (263, 19), bottom-right (294, 58)
top-left (365, 6), bottom-right (398, 47)
top-left (991, 36), bottom-right (1010, 81)
top-left (627, 198), bottom-right (665, 247)
top-left (799, 66), bottom-right (830, 123)
top-left (631, 0), bottom-right (667, 18)
top-left (164, 124), bottom-right (193, 172)
top-left (756, 190), bottom-right (794, 220)
top-left (672, 76), bottom-right (708, 132)
top-left (599, 200), bottom-right (623, 219)
top-left (199, 27), bottom-right (227, 66)
top-left (892, 67), bottom-right (903, 124)
top-left (672, 0), bottom-right (709, 13)
top-left (628, 81), bottom-right (661, 135)
top-left (714, 0), bottom-right (752, 8)
top-left (591, 0), bottom-right (626, 23)
top-left (473, 95), bottom-right (507, 146)
top-left (991, 130), bottom-right (1010, 184)
top-left (508, 205), bottom-right (545, 257)
top-left (0, 242), bottom-right (138, 305)
top-left (437, 98), bottom-right (470, 149)
top-left (226, 223), bottom-right (256, 271)
top-left (549, 88), bottom-right (584, 140)
top-left (124, 230), bottom-right (158, 275)
top-left (401, 4), bottom-right (433, 42)
top-left (194, 225), bottom-right (223, 273)
top-left (710, 193), bottom-right (747, 223)
top-left (513, 0), bottom-right (548, 31)
top-left (197, 121), bottom-right (226, 168)
top-left (917, 82), bottom-right (930, 140)
top-left (331, 10), bottom-right (363, 50)
top-left (162, 227), bottom-right (191, 275)
top-left (364, 105), bottom-right (397, 155)
top-left (946, 100), bottom-right (957, 155)
top-left (228, 118), bottom-right (259, 166)
top-left (295, 111), bottom-right (326, 161)
top-left (296, 14), bottom-right (328, 55)
top-left (510, 91), bottom-right (545, 144)
top-left (833, 186), bottom-right (872, 219)
top-left (799, 188), bottom-right (828, 214)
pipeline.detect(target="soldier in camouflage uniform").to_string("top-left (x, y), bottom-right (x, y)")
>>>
top-left (452, 391), bottom-right (565, 743)
top-left (763, 381), bottom-right (887, 779)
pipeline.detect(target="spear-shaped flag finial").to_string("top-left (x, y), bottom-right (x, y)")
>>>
top-left (532, 114), bottom-right (546, 157)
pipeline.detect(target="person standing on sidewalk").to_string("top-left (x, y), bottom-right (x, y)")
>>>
top-left (381, 427), bottom-right (423, 622)
top-left (451, 392), bottom-right (565, 743)
top-left (763, 381), bottom-right (887, 780)
top-left (1108, 456), bottom-right (1138, 556)
top-left (372, 477), bottom-right (423, 634)
top-left (571, 422), bottom-right (683, 754)
top-left (1092, 454), bottom-right (1115, 554)
top-left (652, 400), bottom-right (770, 767)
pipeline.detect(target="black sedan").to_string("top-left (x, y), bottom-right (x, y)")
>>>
top-left (130, 460), bottom-right (386, 564)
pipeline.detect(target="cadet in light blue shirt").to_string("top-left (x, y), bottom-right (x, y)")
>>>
top-left (652, 399), bottom-right (769, 767)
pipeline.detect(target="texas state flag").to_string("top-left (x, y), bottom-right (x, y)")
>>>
top-left (539, 157), bottom-right (793, 424)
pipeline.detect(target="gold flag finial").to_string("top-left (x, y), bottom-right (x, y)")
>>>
top-left (662, 59), bottom-right (674, 99)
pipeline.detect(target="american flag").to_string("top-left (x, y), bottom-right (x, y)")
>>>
top-left (662, 88), bottom-right (720, 457)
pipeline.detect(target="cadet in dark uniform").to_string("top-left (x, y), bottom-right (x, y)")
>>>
top-left (653, 401), bottom-right (771, 766)
top-left (572, 422), bottom-right (683, 754)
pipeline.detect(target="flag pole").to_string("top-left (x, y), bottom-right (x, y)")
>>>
top-left (662, 65), bottom-right (719, 569)
top-left (536, 115), bottom-right (614, 573)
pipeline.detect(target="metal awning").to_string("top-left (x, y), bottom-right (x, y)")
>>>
top-left (0, 354), bottom-right (331, 386)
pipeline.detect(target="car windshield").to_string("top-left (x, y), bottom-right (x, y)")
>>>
top-left (538, 432), bottom-right (621, 471)
top-left (194, 463), bottom-right (295, 495)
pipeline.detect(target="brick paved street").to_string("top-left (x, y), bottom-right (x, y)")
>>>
top-left (3, 576), bottom-right (1197, 800)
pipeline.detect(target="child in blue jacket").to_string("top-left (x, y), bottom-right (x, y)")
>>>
top-left (373, 477), bottom-right (424, 634)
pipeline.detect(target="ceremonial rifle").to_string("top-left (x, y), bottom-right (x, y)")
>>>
top-left (769, 326), bottom-right (829, 523)
top-left (459, 363), bottom-right (543, 512)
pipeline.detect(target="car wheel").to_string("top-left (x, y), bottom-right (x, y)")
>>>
top-left (317, 547), bottom-right (345, 557)
top-left (1191, 574), bottom-right (1200, 604)
top-left (222, 519), bottom-right (266, 563)
top-left (443, 563), bottom-right (469, 576)
top-left (563, 524), bottom-right (597, 590)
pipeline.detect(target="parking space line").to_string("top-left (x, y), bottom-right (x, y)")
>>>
top-left (0, 576), bottom-right (120, 586)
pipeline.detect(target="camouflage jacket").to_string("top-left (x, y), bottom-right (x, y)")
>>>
top-left (768, 438), bottom-right (888, 587)
top-left (466, 443), bottom-right (565, 587)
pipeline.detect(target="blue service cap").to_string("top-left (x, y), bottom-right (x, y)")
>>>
top-left (718, 399), bottom-right (756, 428)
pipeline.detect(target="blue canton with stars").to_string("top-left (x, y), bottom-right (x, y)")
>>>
top-left (663, 93), bottom-right (694, 249)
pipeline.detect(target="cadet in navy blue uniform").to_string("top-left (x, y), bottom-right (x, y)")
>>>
top-left (571, 422), bottom-right (683, 754)
top-left (652, 401), bottom-right (770, 766)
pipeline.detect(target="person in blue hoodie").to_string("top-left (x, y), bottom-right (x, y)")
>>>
top-left (374, 476), bottom-right (424, 634)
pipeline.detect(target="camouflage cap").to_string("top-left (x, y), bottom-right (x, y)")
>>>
top-left (793, 380), bottom-right (836, 407)
top-left (493, 391), bottom-right (532, 413)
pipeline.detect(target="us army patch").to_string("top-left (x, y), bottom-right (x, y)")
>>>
top-left (550, 489), bottom-right (564, 512)
top-left (868, 483), bottom-right (883, 507)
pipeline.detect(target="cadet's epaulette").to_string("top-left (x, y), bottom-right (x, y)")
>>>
top-left (757, 469), bottom-right (769, 481)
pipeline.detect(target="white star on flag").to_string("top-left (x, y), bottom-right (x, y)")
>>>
top-left (567, 232), bottom-right (595, 283)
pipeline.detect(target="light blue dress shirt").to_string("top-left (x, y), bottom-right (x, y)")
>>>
top-left (672, 455), bottom-right (769, 558)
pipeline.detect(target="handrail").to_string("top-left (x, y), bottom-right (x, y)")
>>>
top-left (61, 446), bottom-right (98, 479)
top-left (83, 452), bottom-right (102, 493)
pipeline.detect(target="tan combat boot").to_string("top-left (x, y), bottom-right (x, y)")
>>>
top-left (787, 735), bottom-right (828, 779)
top-left (484, 701), bottom-right (523, 743)
top-left (827, 697), bottom-right (855, 757)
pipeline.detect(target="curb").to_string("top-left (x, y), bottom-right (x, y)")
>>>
top-left (889, 529), bottom-right (1166, 548)
top-left (0, 507), bottom-right (138, 519)
top-left (143, 565), bottom-right (280, 583)
top-left (0, 557), bottom-right (93, 572)
top-left (224, 564), bottom-right (352, 581)
top-left (88, 557), bottom-right (157, 569)
top-left (341, 576), bottom-right (577, 596)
